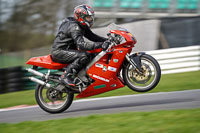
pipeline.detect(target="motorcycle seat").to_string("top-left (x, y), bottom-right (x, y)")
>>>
top-left (26, 55), bottom-right (68, 69)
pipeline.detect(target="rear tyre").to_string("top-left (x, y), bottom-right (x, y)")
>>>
top-left (122, 54), bottom-right (161, 92)
top-left (35, 83), bottom-right (74, 114)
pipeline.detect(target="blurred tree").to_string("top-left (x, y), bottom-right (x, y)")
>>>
top-left (0, 0), bottom-right (62, 52)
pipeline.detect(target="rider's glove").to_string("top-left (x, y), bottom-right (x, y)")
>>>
top-left (102, 40), bottom-right (110, 51)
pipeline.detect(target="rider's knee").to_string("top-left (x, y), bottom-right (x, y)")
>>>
top-left (79, 52), bottom-right (90, 64)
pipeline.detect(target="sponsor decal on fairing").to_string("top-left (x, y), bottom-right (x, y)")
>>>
top-left (95, 63), bottom-right (103, 68)
top-left (93, 74), bottom-right (109, 82)
top-left (103, 66), bottom-right (107, 72)
top-left (113, 59), bottom-right (118, 63)
top-left (108, 66), bottom-right (117, 72)
top-left (94, 84), bottom-right (106, 89)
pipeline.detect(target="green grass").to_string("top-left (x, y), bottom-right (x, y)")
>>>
top-left (0, 90), bottom-right (35, 108)
top-left (0, 108), bottom-right (200, 133)
top-left (0, 71), bottom-right (199, 108)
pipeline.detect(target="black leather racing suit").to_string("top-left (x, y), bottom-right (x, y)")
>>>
top-left (51, 17), bottom-right (106, 75)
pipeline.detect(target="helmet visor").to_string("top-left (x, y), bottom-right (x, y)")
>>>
top-left (85, 15), bottom-right (94, 27)
top-left (85, 15), bottom-right (94, 23)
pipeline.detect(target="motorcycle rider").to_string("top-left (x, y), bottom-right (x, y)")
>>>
top-left (51, 4), bottom-right (110, 87)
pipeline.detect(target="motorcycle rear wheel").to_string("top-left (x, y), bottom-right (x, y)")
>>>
top-left (35, 83), bottom-right (74, 114)
top-left (122, 54), bottom-right (161, 92)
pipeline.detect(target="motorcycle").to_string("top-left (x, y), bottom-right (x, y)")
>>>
top-left (26, 23), bottom-right (161, 113)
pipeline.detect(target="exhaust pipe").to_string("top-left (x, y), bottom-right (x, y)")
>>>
top-left (26, 68), bottom-right (51, 88)
top-left (26, 68), bottom-right (45, 78)
top-left (28, 77), bottom-right (51, 88)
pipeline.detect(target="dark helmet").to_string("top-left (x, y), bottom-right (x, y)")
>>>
top-left (74, 4), bottom-right (95, 28)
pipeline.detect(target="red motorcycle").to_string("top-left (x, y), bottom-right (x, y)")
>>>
top-left (26, 23), bottom-right (161, 113)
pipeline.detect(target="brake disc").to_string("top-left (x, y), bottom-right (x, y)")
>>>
top-left (46, 88), bottom-right (63, 102)
top-left (130, 63), bottom-right (152, 84)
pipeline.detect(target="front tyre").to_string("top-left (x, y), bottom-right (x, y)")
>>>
top-left (35, 84), bottom-right (74, 114)
top-left (122, 54), bottom-right (161, 92)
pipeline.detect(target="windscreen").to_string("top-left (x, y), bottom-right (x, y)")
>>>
top-left (108, 23), bottom-right (128, 32)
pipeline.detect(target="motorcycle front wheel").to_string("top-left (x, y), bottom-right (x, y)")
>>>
top-left (35, 82), bottom-right (74, 114)
top-left (122, 54), bottom-right (161, 92)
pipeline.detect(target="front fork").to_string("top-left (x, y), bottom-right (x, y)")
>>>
top-left (125, 52), bottom-right (145, 74)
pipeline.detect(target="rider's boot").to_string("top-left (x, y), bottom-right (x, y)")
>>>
top-left (60, 59), bottom-right (82, 87)
top-left (60, 71), bottom-right (76, 87)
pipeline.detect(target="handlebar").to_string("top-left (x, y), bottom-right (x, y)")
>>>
top-left (107, 33), bottom-right (114, 42)
top-left (104, 33), bottom-right (116, 52)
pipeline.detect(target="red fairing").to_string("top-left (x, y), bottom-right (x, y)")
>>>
top-left (26, 55), bottom-right (67, 69)
top-left (76, 48), bottom-right (129, 98)
top-left (110, 30), bottom-right (137, 46)
top-left (87, 48), bottom-right (102, 53)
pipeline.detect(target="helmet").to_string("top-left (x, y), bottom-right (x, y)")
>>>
top-left (74, 4), bottom-right (95, 28)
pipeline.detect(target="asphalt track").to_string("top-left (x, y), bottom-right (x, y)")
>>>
top-left (0, 89), bottom-right (200, 123)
